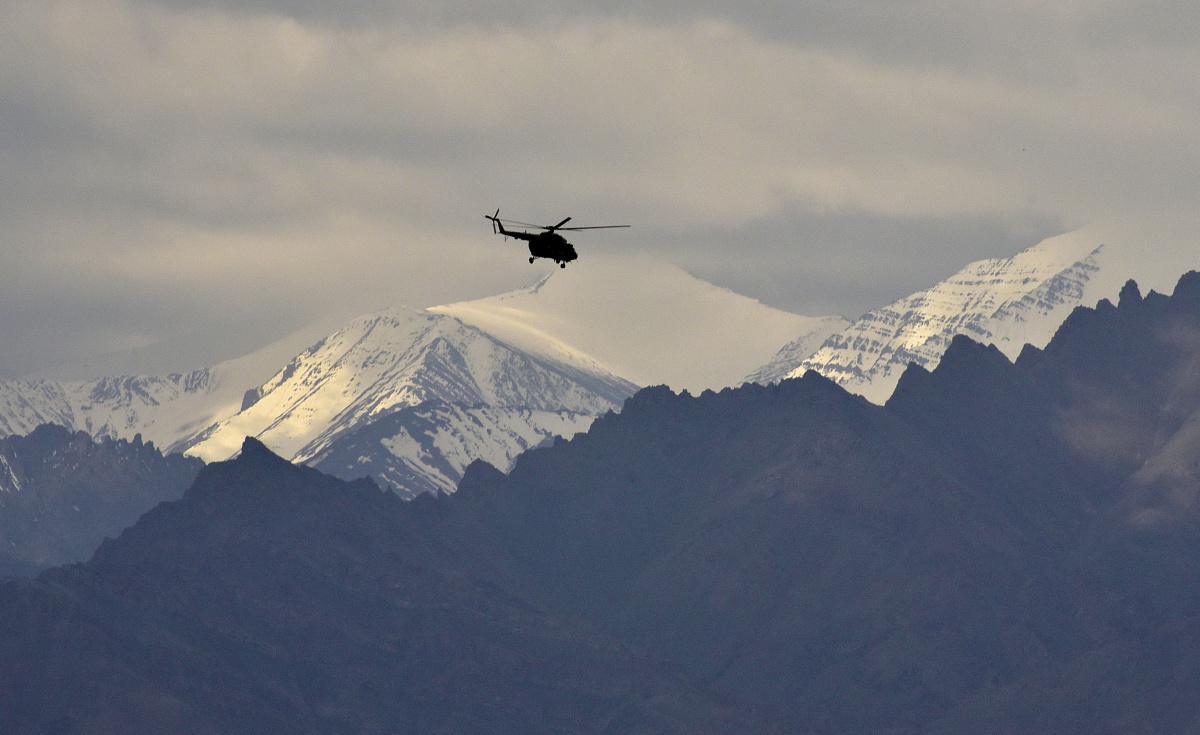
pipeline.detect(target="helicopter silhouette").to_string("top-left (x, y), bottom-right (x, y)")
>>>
top-left (484, 209), bottom-right (629, 268)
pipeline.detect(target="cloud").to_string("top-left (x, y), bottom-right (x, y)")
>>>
top-left (1, 0), bottom-right (1197, 375)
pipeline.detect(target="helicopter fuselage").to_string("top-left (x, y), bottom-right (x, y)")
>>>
top-left (507, 229), bottom-right (578, 265)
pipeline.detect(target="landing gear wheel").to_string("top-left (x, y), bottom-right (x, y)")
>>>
top-left (528, 257), bottom-right (535, 264)
top-left (559, 262), bottom-right (566, 268)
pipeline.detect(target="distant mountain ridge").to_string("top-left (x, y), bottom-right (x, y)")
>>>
top-left (0, 425), bottom-right (201, 576)
top-left (0, 320), bottom-right (344, 453)
top-left (7, 239), bottom-right (1188, 501)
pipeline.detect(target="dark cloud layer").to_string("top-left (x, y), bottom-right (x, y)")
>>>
top-left (1, 0), bottom-right (1197, 376)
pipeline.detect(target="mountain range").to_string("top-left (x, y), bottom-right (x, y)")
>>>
top-left (0, 233), bottom-right (1189, 501)
top-left (0, 258), bottom-right (809, 499)
top-left (3, 271), bottom-right (1200, 732)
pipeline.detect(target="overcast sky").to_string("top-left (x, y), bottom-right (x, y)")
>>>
top-left (3, 0), bottom-right (1199, 376)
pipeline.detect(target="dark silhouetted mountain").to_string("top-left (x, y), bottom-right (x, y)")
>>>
top-left (0, 437), bottom-right (745, 734)
top-left (446, 375), bottom-right (1063, 732)
top-left (444, 270), bottom-right (1200, 732)
top-left (4, 272), bottom-right (1200, 733)
top-left (0, 424), bottom-right (201, 576)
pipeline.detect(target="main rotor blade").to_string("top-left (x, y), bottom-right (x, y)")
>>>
top-left (556, 225), bottom-right (632, 230)
top-left (487, 214), bottom-right (630, 231)
top-left (494, 218), bottom-right (545, 228)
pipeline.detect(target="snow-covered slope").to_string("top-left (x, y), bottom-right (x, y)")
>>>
top-left (0, 320), bottom-right (340, 451)
top-left (309, 402), bottom-right (595, 499)
top-left (743, 316), bottom-right (851, 386)
top-left (429, 254), bottom-right (828, 392)
top-left (752, 227), bottom-right (1198, 403)
top-left (185, 307), bottom-right (635, 464)
top-left (0, 371), bottom-right (225, 447)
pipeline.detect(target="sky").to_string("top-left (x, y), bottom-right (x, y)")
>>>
top-left (2, 0), bottom-right (1199, 376)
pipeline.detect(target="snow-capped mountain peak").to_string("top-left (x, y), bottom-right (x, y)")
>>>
top-left (184, 306), bottom-right (635, 463)
top-left (751, 226), bottom-right (1198, 404)
top-left (765, 231), bottom-right (1105, 403)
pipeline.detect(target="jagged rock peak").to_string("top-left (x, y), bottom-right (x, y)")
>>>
top-left (456, 459), bottom-right (509, 499)
top-left (887, 335), bottom-right (1013, 407)
top-left (620, 371), bottom-right (858, 427)
top-left (1119, 279), bottom-right (1143, 308)
top-left (1015, 342), bottom-right (1044, 367)
top-left (937, 335), bottom-right (1012, 372)
top-left (622, 384), bottom-right (680, 410)
top-left (24, 423), bottom-right (75, 444)
top-left (202, 435), bottom-right (295, 482)
top-left (791, 368), bottom-right (851, 394)
top-left (1173, 270), bottom-right (1200, 300)
top-left (239, 435), bottom-right (276, 460)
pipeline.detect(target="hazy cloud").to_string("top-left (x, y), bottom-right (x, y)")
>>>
top-left (1, 0), bottom-right (1198, 375)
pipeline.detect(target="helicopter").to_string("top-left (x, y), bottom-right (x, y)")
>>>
top-left (484, 209), bottom-right (629, 268)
